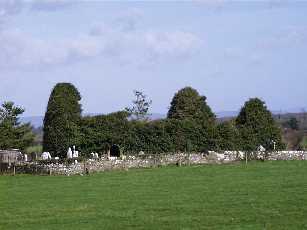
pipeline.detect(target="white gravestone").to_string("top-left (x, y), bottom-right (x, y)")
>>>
top-left (72, 145), bottom-right (78, 158)
top-left (67, 147), bottom-right (73, 159)
top-left (42, 152), bottom-right (51, 160)
top-left (73, 150), bottom-right (79, 158)
top-left (257, 145), bottom-right (266, 152)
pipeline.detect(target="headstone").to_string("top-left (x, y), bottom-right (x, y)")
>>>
top-left (42, 152), bottom-right (51, 160)
top-left (73, 151), bottom-right (78, 158)
top-left (257, 145), bottom-right (266, 152)
top-left (67, 147), bottom-right (73, 159)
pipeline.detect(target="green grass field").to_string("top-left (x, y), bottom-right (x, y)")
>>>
top-left (1, 161), bottom-right (307, 230)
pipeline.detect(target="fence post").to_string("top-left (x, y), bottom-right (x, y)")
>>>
top-left (155, 154), bottom-right (159, 167)
top-left (154, 153), bottom-right (158, 168)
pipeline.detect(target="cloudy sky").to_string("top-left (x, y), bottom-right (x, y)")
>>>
top-left (0, 0), bottom-right (307, 116)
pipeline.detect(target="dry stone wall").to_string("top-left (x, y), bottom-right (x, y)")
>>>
top-left (14, 151), bottom-right (307, 176)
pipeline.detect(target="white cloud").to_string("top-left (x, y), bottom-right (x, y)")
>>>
top-left (257, 26), bottom-right (307, 50)
top-left (29, 0), bottom-right (75, 12)
top-left (0, 0), bottom-right (23, 17)
top-left (144, 31), bottom-right (201, 56)
top-left (0, 29), bottom-right (105, 68)
top-left (0, 9), bottom-right (202, 70)
top-left (0, 0), bottom-right (24, 27)
top-left (194, 0), bottom-right (303, 12)
top-left (87, 10), bottom-right (202, 66)
top-left (0, 0), bottom-right (75, 20)
top-left (0, 4), bottom-right (203, 68)
top-left (113, 8), bottom-right (143, 32)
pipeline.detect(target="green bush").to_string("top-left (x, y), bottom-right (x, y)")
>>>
top-left (79, 114), bottom-right (219, 154)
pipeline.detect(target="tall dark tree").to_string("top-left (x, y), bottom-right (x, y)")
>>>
top-left (167, 87), bottom-right (215, 122)
top-left (43, 83), bottom-right (82, 157)
top-left (0, 101), bottom-right (34, 150)
top-left (235, 98), bottom-right (284, 151)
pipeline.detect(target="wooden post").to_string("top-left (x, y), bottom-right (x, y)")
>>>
top-left (155, 154), bottom-right (158, 168)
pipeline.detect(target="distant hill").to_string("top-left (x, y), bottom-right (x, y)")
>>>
top-left (20, 116), bottom-right (44, 128)
top-left (149, 113), bottom-right (166, 120)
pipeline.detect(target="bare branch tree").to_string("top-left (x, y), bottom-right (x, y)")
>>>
top-left (125, 90), bottom-right (152, 121)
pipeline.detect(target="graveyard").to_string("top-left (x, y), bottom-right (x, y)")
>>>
top-left (1, 2), bottom-right (307, 229)
top-left (1, 161), bottom-right (307, 229)
top-left (1, 83), bottom-right (307, 229)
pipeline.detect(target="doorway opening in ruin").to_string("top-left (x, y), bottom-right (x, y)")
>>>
top-left (110, 144), bottom-right (120, 157)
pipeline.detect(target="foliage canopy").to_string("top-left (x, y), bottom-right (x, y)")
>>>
top-left (0, 101), bottom-right (34, 150)
top-left (235, 98), bottom-right (284, 151)
top-left (167, 87), bottom-right (215, 123)
top-left (43, 83), bottom-right (82, 157)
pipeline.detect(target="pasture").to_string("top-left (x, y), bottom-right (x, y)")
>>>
top-left (1, 161), bottom-right (307, 229)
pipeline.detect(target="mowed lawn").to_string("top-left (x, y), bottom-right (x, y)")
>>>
top-left (1, 161), bottom-right (307, 230)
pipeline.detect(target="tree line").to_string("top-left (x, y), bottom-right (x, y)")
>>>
top-left (41, 83), bottom-right (284, 158)
top-left (0, 82), bottom-right (284, 157)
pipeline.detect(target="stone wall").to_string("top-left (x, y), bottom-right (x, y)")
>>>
top-left (13, 151), bottom-right (307, 176)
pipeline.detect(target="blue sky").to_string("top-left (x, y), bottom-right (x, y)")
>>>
top-left (0, 0), bottom-right (307, 116)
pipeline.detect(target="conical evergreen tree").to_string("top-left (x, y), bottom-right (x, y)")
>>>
top-left (167, 87), bottom-right (215, 122)
top-left (235, 98), bottom-right (284, 151)
top-left (43, 83), bottom-right (82, 157)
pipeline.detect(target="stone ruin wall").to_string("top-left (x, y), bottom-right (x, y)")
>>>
top-left (13, 151), bottom-right (307, 176)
